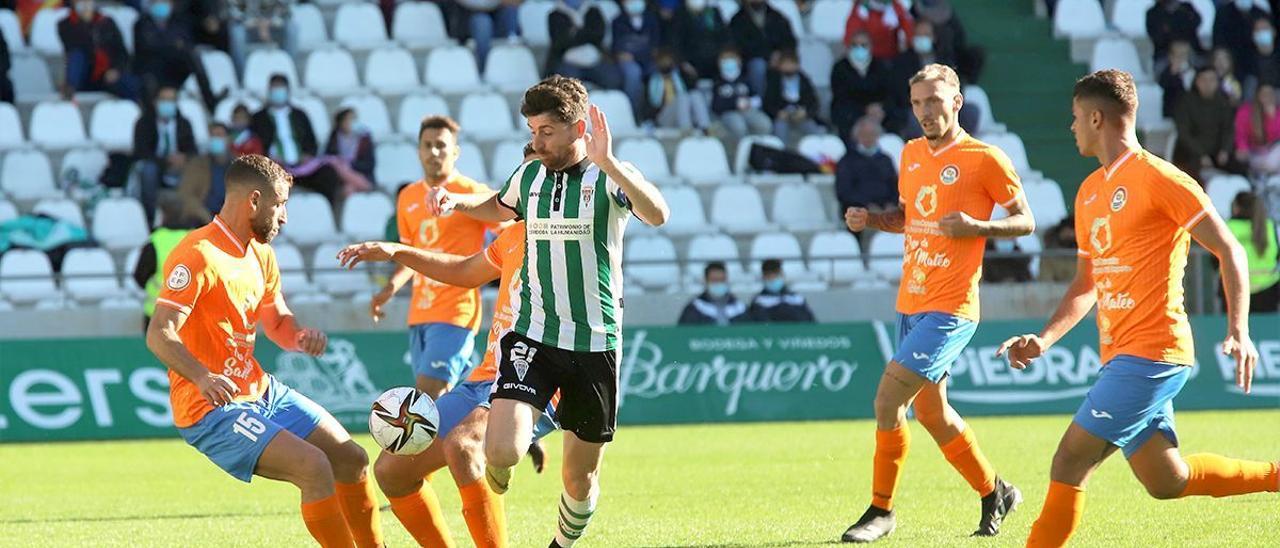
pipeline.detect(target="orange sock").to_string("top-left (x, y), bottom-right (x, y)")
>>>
top-left (387, 483), bottom-right (454, 548)
top-left (1180, 454), bottom-right (1280, 497)
top-left (335, 477), bottom-right (384, 548)
top-left (870, 426), bottom-right (910, 510)
top-left (459, 479), bottom-right (507, 548)
top-left (940, 427), bottom-right (997, 497)
top-left (301, 494), bottom-right (355, 548)
top-left (1026, 481), bottom-right (1085, 548)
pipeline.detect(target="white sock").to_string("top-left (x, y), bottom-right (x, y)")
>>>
top-left (554, 491), bottom-right (598, 547)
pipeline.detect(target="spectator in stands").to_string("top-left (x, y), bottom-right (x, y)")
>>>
top-left (884, 19), bottom-right (951, 132)
top-left (842, 0), bottom-right (913, 61)
top-left (456, 0), bottom-right (521, 72)
top-left (1212, 0), bottom-right (1267, 83)
top-left (647, 48), bottom-right (711, 130)
top-left (710, 46), bottom-right (772, 138)
top-left (613, 0), bottom-right (663, 115)
top-left (728, 0), bottom-right (796, 95)
top-left (1246, 18), bottom-right (1280, 91)
top-left (911, 0), bottom-right (983, 83)
top-left (227, 0), bottom-right (298, 75)
top-left (179, 122), bottom-right (233, 215)
top-left (673, 0), bottom-right (729, 81)
top-left (191, 0), bottom-right (230, 52)
top-left (1234, 83), bottom-right (1280, 174)
top-left (743, 259), bottom-right (815, 323)
top-left (678, 262), bottom-right (748, 325)
top-left (546, 0), bottom-right (621, 89)
top-left (133, 193), bottom-right (210, 331)
top-left (830, 30), bottom-right (893, 140)
top-left (1146, 0), bottom-right (1202, 72)
top-left (1224, 191), bottom-right (1280, 312)
top-left (58, 0), bottom-right (139, 100)
top-left (325, 108), bottom-right (376, 184)
top-left (1212, 47), bottom-right (1245, 105)
top-left (1039, 215), bottom-right (1077, 283)
top-left (764, 49), bottom-right (823, 145)
top-left (1175, 67), bottom-right (1246, 183)
top-left (0, 28), bottom-right (12, 103)
top-left (1157, 40), bottom-right (1196, 118)
top-left (133, 0), bottom-right (195, 98)
top-left (229, 103), bottom-right (264, 157)
top-left (982, 238), bottom-right (1032, 283)
top-left (134, 85), bottom-right (197, 226)
top-left (251, 73), bottom-right (344, 205)
top-left (835, 117), bottom-right (897, 238)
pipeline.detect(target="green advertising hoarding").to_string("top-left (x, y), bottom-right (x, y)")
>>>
top-left (1, 315), bottom-right (1276, 442)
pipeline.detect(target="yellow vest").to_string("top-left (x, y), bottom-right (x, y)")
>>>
top-left (1227, 219), bottom-right (1279, 293)
top-left (144, 228), bottom-right (192, 316)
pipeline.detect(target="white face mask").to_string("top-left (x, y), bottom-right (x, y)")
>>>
top-left (1236, 0), bottom-right (1253, 10)
top-left (1255, 29), bottom-right (1274, 49)
top-left (913, 35), bottom-right (934, 54)
top-left (686, 0), bottom-right (707, 11)
top-left (625, 0), bottom-right (646, 16)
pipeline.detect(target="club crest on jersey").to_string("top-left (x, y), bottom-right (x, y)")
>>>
top-left (939, 164), bottom-right (960, 185)
top-left (1090, 216), bottom-right (1112, 254)
top-left (915, 185), bottom-right (938, 217)
top-left (1110, 187), bottom-right (1128, 211)
top-left (167, 265), bottom-right (191, 290)
top-left (581, 186), bottom-right (595, 206)
top-left (509, 341), bottom-right (537, 382)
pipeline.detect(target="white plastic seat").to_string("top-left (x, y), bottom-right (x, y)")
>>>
top-left (281, 193), bottom-right (338, 246)
top-left (517, 1), bottom-right (554, 46)
top-left (200, 49), bottom-right (240, 96)
top-left (674, 136), bottom-right (732, 185)
top-left (877, 133), bottom-right (906, 171)
top-left (273, 242), bottom-right (317, 295)
top-left (1091, 38), bottom-right (1149, 82)
top-left (365, 47), bottom-right (421, 94)
top-left (339, 94), bottom-right (394, 141)
top-left (293, 3), bottom-right (328, 50)
top-left (0, 199), bottom-right (16, 223)
top-left (684, 233), bottom-right (745, 283)
top-left (772, 184), bottom-right (830, 231)
top-left (12, 53), bottom-right (56, 101)
top-left (29, 101), bottom-right (88, 149)
top-left (458, 93), bottom-right (516, 140)
top-left (734, 135), bottom-right (785, 174)
top-left (334, 2), bottom-right (391, 49)
top-left (341, 192), bottom-right (395, 241)
top-left (100, 5), bottom-right (137, 53)
top-left (392, 1), bottom-right (452, 48)
top-left (374, 141), bottom-right (422, 192)
top-left (2, 149), bottom-right (59, 200)
top-left (60, 148), bottom-right (110, 190)
top-left (1206, 175), bottom-right (1251, 219)
top-left (489, 140), bottom-right (530, 189)
top-left (981, 132), bottom-right (1032, 175)
top-left (660, 186), bottom-right (707, 236)
top-left (591, 90), bottom-right (639, 137)
top-left (397, 93), bottom-right (451, 137)
top-left (99, 295), bottom-right (142, 310)
top-left (91, 197), bottom-right (149, 250)
top-left (1111, 0), bottom-right (1155, 39)
top-left (867, 231), bottom-right (905, 281)
top-left (807, 0), bottom-right (853, 43)
top-left (0, 103), bottom-right (24, 149)
top-left (798, 39), bottom-right (833, 88)
top-left (304, 48), bottom-right (361, 97)
top-left (616, 138), bottom-right (675, 184)
top-left (710, 185), bottom-right (773, 234)
top-left (0, 249), bottom-right (59, 303)
top-left (426, 46), bottom-right (485, 94)
top-left (1016, 233), bottom-right (1043, 279)
top-left (178, 98), bottom-right (210, 149)
top-left (625, 235), bottom-right (680, 289)
top-left (61, 247), bottom-right (121, 301)
top-left (483, 44), bottom-right (541, 93)
top-left (807, 230), bottom-right (864, 283)
top-left (29, 7), bottom-right (67, 55)
top-left (964, 85), bottom-right (999, 134)
top-left (33, 198), bottom-right (85, 227)
top-left (456, 141), bottom-right (489, 182)
top-left (313, 242), bottom-right (370, 294)
top-left (243, 49), bottom-right (299, 97)
top-left (1053, 0), bottom-right (1106, 39)
top-left (749, 232), bottom-right (813, 281)
top-left (1135, 82), bottom-right (1172, 132)
top-left (1024, 180), bottom-right (1069, 229)
top-left (291, 94), bottom-right (332, 143)
top-left (718, 0), bottom-right (739, 19)
top-left (768, 0), bottom-right (805, 38)
top-left (0, 8), bottom-right (23, 53)
top-left (797, 134), bottom-right (846, 165)
top-left (88, 99), bottom-right (141, 151)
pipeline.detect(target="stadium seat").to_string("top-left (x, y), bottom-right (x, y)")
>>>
top-left (591, 90), bottom-right (639, 137)
top-left (1110, 0), bottom-right (1154, 39)
top-left (1206, 174), bottom-right (1251, 219)
top-left (33, 198), bottom-right (86, 227)
top-left (61, 247), bottom-right (121, 301)
top-left (769, 0), bottom-right (805, 38)
top-left (392, 1), bottom-right (452, 48)
top-left (99, 295), bottom-right (143, 310)
top-left (341, 192), bottom-right (394, 241)
top-left (199, 49), bottom-right (240, 96)
top-left (964, 85), bottom-right (1001, 134)
top-left (291, 94), bottom-right (332, 143)
top-left (29, 101), bottom-right (88, 149)
top-left (807, 230), bottom-right (864, 283)
top-left (1053, 0), bottom-right (1106, 39)
top-left (29, 7), bottom-right (66, 55)
top-left (273, 242), bottom-right (318, 295)
top-left (334, 2), bottom-right (391, 49)
top-left (867, 231), bottom-right (904, 281)
top-left (88, 99), bottom-right (142, 151)
top-left (1023, 179), bottom-right (1069, 229)
top-left (0, 298), bottom-right (11, 311)
top-left (798, 39), bottom-right (834, 88)
top-left (213, 92), bottom-right (262, 124)
top-left (304, 48), bottom-right (362, 97)
top-left (293, 3), bottom-right (328, 50)
top-left (797, 134), bottom-right (846, 165)
top-left (456, 141), bottom-right (489, 182)
top-left (365, 47), bottom-right (421, 94)
top-left (674, 136), bottom-right (732, 185)
top-left (483, 44), bottom-right (541, 93)
top-left (771, 184), bottom-right (831, 231)
top-left (281, 192), bottom-right (339, 246)
top-left (100, 5), bottom-right (137, 53)
top-left (178, 98), bottom-right (210, 149)
top-left (659, 185), bottom-right (707, 236)
top-left (1017, 233), bottom-right (1043, 279)
top-left (733, 134), bottom-right (785, 174)
top-left (517, 1), bottom-right (554, 46)
top-left (0, 249), bottom-right (59, 303)
top-left (684, 233), bottom-right (745, 284)
top-left (312, 242), bottom-right (371, 294)
top-left (339, 94), bottom-right (394, 141)
top-left (1, 149), bottom-right (59, 200)
top-left (91, 198), bottom-right (149, 250)
top-left (0, 9), bottom-right (23, 52)
top-left (1135, 82), bottom-right (1172, 132)
top-left (426, 46), bottom-right (485, 94)
top-left (0, 199), bottom-right (16, 223)
top-left (60, 148), bottom-right (109, 191)
top-left (374, 141), bottom-right (421, 192)
top-left (243, 49), bottom-right (299, 97)
top-left (717, 0), bottom-right (739, 20)
top-left (489, 140), bottom-right (530, 189)
top-left (616, 138), bottom-right (676, 185)
top-left (11, 53), bottom-right (55, 102)
top-left (1090, 38), bottom-right (1149, 82)
top-left (877, 133), bottom-right (905, 171)
top-left (458, 93), bottom-right (516, 140)
top-left (0, 102), bottom-right (24, 149)
top-left (807, 0), bottom-right (853, 43)
top-left (710, 184), bottom-right (774, 234)
top-left (397, 93), bottom-right (451, 137)
top-left (749, 232), bottom-right (813, 281)
top-left (981, 132), bottom-right (1033, 175)
top-left (625, 235), bottom-right (681, 289)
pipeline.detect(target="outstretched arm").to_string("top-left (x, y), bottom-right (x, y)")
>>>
top-left (259, 293), bottom-right (327, 356)
top-left (996, 255), bottom-right (1096, 368)
top-left (338, 242), bottom-right (501, 289)
top-left (427, 190), bottom-right (518, 224)
top-left (585, 105), bottom-right (670, 226)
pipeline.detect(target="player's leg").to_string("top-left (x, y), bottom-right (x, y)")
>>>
top-left (1025, 422), bottom-right (1118, 547)
top-left (484, 397), bottom-right (541, 493)
top-left (440, 381), bottom-right (508, 548)
top-left (484, 332), bottom-right (559, 494)
top-left (548, 348), bottom-right (618, 548)
top-left (410, 323), bottom-right (476, 399)
top-left (1127, 407), bottom-right (1279, 500)
top-left (254, 423), bottom-right (354, 547)
top-left (554, 433), bottom-right (606, 548)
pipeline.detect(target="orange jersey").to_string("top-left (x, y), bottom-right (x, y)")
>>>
top-left (156, 216), bottom-right (280, 428)
top-left (469, 222), bottom-right (526, 382)
top-left (1075, 149), bottom-right (1209, 365)
top-left (397, 175), bottom-right (496, 330)
top-left (896, 131), bottom-right (1023, 320)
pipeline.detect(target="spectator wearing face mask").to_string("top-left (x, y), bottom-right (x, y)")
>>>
top-left (613, 0), bottom-right (663, 116)
top-left (546, 0), bottom-right (622, 89)
top-left (835, 117), bottom-right (897, 241)
top-left (764, 49), bottom-right (823, 145)
top-left (179, 122), bottom-right (235, 216)
top-left (647, 48), bottom-right (711, 130)
top-left (1247, 18), bottom-right (1280, 90)
top-left (133, 85), bottom-right (197, 226)
top-left (1157, 40), bottom-right (1197, 118)
top-left (1145, 0), bottom-right (1202, 73)
top-left (1213, 0), bottom-right (1268, 83)
top-left (742, 259), bottom-right (816, 323)
top-left (58, 0), bottom-right (139, 99)
top-left (326, 108), bottom-right (377, 184)
top-left (843, 0), bottom-right (914, 61)
top-left (228, 104), bottom-right (265, 157)
top-left (886, 19), bottom-right (952, 132)
top-left (710, 47), bottom-right (772, 138)
top-left (910, 0), bottom-right (983, 83)
top-left (678, 262), bottom-right (747, 325)
top-left (728, 0), bottom-right (797, 95)
top-left (672, 0), bottom-right (728, 81)
top-left (831, 30), bottom-right (892, 140)
top-left (1211, 47), bottom-right (1245, 105)
top-left (251, 73), bottom-right (346, 205)
top-left (133, 0), bottom-right (194, 94)
top-left (1234, 83), bottom-right (1280, 174)
top-left (227, 0), bottom-right (299, 76)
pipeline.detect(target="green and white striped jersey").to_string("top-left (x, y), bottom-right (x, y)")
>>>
top-left (497, 158), bottom-right (635, 352)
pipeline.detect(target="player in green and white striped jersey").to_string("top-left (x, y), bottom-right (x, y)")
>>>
top-left (423, 76), bottom-right (670, 548)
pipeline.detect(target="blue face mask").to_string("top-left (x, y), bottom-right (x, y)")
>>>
top-left (156, 100), bottom-right (177, 119)
top-left (208, 137), bottom-right (228, 156)
top-left (849, 45), bottom-right (871, 65)
top-left (707, 282), bottom-right (730, 299)
top-left (269, 87), bottom-right (289, 106)
top-left (150, 1), bottom-right (171, 20)
top-left (720, 59), bottom-right (741, 81)
top-left (857, 144), bottom-right (879, 156)
top-left (625, 0), bottom-right (647, 15)
top-left (763, 278), bottom-right (785, 293)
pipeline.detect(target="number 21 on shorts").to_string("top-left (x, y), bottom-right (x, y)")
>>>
top-left (233, 411), bottom-right (267, 442)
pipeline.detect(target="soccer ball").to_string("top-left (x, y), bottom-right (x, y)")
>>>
top-left (369, 387), bottom-right (441, 455)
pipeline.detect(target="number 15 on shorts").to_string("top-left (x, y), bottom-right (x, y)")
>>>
top-left (233, 411), bottom-right (267, 442)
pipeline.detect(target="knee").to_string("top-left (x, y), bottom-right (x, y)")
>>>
top-left (444, 436), bottom-right (485, 481)
top-left (294, 444), bottom-right (336, 491)
top-left (484, 438), bottom-right (522, 469)
top-left (372, 452), bottom-right (419, 497)
top-left (1142, 471), bottom-right (1188, 500)
top-left (873, 393), bottom-right (907, 424)
top-left (562, 468), bottom-right (599, 502)
top-left (331, 440), bottom-right (370, 479)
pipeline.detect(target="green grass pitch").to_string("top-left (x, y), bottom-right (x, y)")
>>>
top-left (1, 410), bottom-right (1277, 547)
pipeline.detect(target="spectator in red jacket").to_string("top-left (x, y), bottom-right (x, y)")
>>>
top-left (843, 0), bottom-right (914, 61)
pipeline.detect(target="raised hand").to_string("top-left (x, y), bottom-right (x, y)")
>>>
top-left (425, 185), bottom-right (455, 217)
top-left (336, 241), bottom-right (398, 269)
top-left (583, 104), bottom-right (614, 166)
top-left (995, 334), bottom-right (1047, 370)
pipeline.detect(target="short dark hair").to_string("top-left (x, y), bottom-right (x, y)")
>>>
top-left (268, 73), bottom-right (289, 88)
top-left (418, 115), bottom-right (460, 142)
top-left (226, 154), bottom-right (291, 193)
top-left (762, 259), bottom-right (782, 276)
top-left (704, 261), bottom-right (727, 277)
top-left (776, 49), bottom-right (799, 64)
top-left (521, 76), bottom-right (589, 124)
top-left (209, 122), bottom-right (227, 133)
top-left (1073, 69), bottom-right (1138, 118)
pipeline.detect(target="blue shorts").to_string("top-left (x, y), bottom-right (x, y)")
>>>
top-left (436, 379), bottom-right (559, 442)
top-left (178, 376), bottom-right (327, 482)
top-left (1073, 355), bottom-right (1191, 459)
top-left (892, 312), bottom-right (978, 383)
top-left (409, 322), bottom-right (477, 383)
